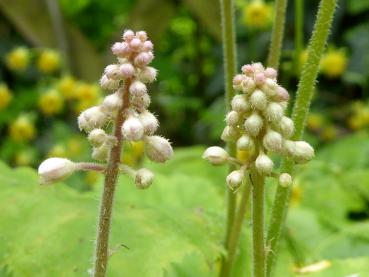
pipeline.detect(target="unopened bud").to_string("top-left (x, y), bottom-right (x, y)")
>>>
top-left (111, 42), bottom-right (130, 57)
top-left (104, 64), bottom-right (121, 80)
top-left (122, 30), bottom-right (135, 41)
top-left (142, 40), bottom-right (153, 51)
top-left (225, 111), bottom-right (239, 126)
top-left (139, 110), bottom-right (158, 135)
top-left (38, 158), bottom-right (76, 185)
top-left (144, 136), bottom-right (173, 163)
top-left (226, 170), bottom-right (244, 190)
top-left (244, 113), bottom-right (263, 137)
top-left (241, 64), bottom-right (254, 75)
top-left (264, 67), bottom-right (277, 79)
top-left (237, 135), bottom-right (254, 151)
top-left (241, 77), bottom-right (256, 94)
top-left (265, 102), bottom-right (283, 123)
top-left (231, 95), bottom-right (249, 113)
top-left (279, 173), bottom-right (292, 187)
top-left (134, 52), bottom-right (153, 67)
top-left (255, 154), bottom-right (274, 175)
top-left (250, 90), bottom-right (267, 110)
top-left (131, 92), bottom-right (151, 111)
top-left (78, 106), bottom-right (108, 132)
top-left (279, 116), bottom-right (294, 138)
top-left (92, 143), bottom-right (110, 161)
top-left (202, 146), bottom-right (229, 165)
top-left (136, 31), bottom-right (147, 42)
top-left (276, 86), bottom-right (289, 102)
top-left (138, 67), bottom-right (157, 83)
top-left (120, 63), bottom-right (135, 79)
top-left (122, 116), bottom-right (144, 141)
top-left (100, 74), bottom-right (119, 90)
top-left (252, 62), bottom-right (264, 73)
top-left (255, 73), bottom-right (266, 86)
top-left (233, 74), bottom-right (244, 90)
top-left (88, 128), bottom-right (107, 147)
top-left (135, 168), bottom-right (154, 189)
top-left (221, 126), bottom-right (239, 142)
top-left (263, 130), bottom-right (283, 152)
top-left (101, 92), bottom-right (122, 113)
top-left (293, 141), bottom-right (315, 163)
top-left (129, 38), bottom-right (142, 50)
top-left (129, 80), bottom-right (147, 96)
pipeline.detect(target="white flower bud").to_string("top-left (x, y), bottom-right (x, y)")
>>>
top-left (255, 72), bottom-right (266, 86)
top-left (225, 111), bottom-right (239, 126)
top-left (129, 80), bottom-right (147, 96)
top-left (264, 67), bottom-right (277, 79)
top-left (138, 67), bottom-right (157, 83)
top-left (241, 77), bottom-right (256, 94)
top-left (263, 130), bottom-right (283, 152)
top-left (136, 31), bottom-right (147, 42)
top-left (139, 110), bottom-right (159, 135)
top-left (226, 170), bottom-right (244, 190)
top-left (279, 116), bottom-right (294, 138)
top-left (142, 40), bottom-right (153, 51)
top-left (134, 52), bottom-right (153, 67)
top-left (244, 113), bottom-right (263, 137)
top-left (250, 90), bottom-right (267, 110)
top-left (283, 140), bottom-right (297, 157)
top-left (232, 74), bottom-right (244, 90)
top-left (221, 126), bottom-right (239, 142)
top-left (135, 168), bottom-right (154, 189)
top-left (237, 135), bottom-right (254, 151)
top-left (231, 95), bottom-right (249, 113)
top-left (38, 158), bottom-right (76, 185)
top-left (275, 86), bottom-right (289, 102)
top-left (111, 42), bottom-right (130, 57)
top-left (101, 92), bottom-right (122, 113)
top-left (265, 102), bottom-right (283, 123)
top-left (122, 116), bottom-right (144, 141)
top-left (241, 64), bottom-right (254, 75)
top-left (78, 106), bottom-right (108, 132)
top-left (293, 141), bottom-right (315, 163)
top-left (252, 62), bottom-right (264, 73)
top-left (119, 63), bottom-right (135, 79)
top-left (144, 136), bottom-right (173, 163)
top-left (92, 143), bottom-right (110, 161)
top-left (100, 74), bottom-right (120, 90)
top-left (131, 92), bottom-right (151, 110)
top-left (122, 30), bottom-right (135, 41)
top-left (279, 173), bottom-right (292, 187)
top-left (88, 128), bottom-right (107, 147)
top-left (255, 154), bottom-right (274, 175)
top-left (129, 38), bottom-right (142, 50)
top-left (104, 64), bottom-right (121, 80)
top-left (202, 146), bottom-right (229, 165)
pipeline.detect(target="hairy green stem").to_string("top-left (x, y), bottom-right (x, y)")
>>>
top-left (219, 0), bottom-right (239, 276)
top-left (220, 180), bottom-right (251, 277)
top-left (266, 0), bottom-right (337, 276)
top-left (294, 0), bottom-right (304, 71)
top-left (267, 0), bottom-right (288, 69)
top-left (251, 167), bottom-right (266, 277)
top-left (93, 79), bottom-right (131, 277)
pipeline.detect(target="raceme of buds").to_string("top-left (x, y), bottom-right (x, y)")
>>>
top-left (203, 63), bottom-right (314, 189)
top-left (38, 30), bottom-right (172, 188)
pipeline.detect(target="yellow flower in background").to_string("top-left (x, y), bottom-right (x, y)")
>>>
top-left (242, 0), bottom-right (273, 29)
top-left (307, 113), bottom-right (324, 131)
top-left (348, 102), bottom-right (369, 130)
top-left (0, 83), bottom-right (13, 110)
top-left (38, 89), bottom-right (64, 116)
top-left (14, 150), bottom-right (35, 166)
top-left (67, 136), bottom-right (84, 157)
top-left (74, 99), bottom-right (99, 114)
top-left (291, 181), bottom-right (302, 206)
top-left (85, 171), bottom-right (99, 186)
top-left (9, 116), bottom-right (36, 142)
top-left (321, 125), bottom-right (338, 141)
top-left (37, 49), bottom-right (60, 73)
top-left (58, 76), bottom-right (77, 99)
top-left (5, 47), bottom-right (30, 72)
top-left (47, 144), bottom-right (67, 158)
top-left (76, 83), bottom-right (100, 101)
top-left (320, 48), bottom-right (348, 78)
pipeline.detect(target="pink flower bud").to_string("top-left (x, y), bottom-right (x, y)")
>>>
top-left (264, 67), bottom-right (277, 79)
top-left (122, 116), bottom-right (144, 141)
top-left (144, 136), bottom-right (173, 163)
top-left (276, 86), bottom-right (290, 102)
top-left (139, 110), bottom-right (159, 135)
top-left (255, 72), bottom-right (266, 86)
top-left (120, 63), bottom-right (135, 79)
top-left (129, 80), bottom-right (147, 96)
top-left (143, 40), bottom-right (153, 51)
top-left (129, 38), bottom-right (142, 50)
top-left (134, 52), bottom-right (152, 67)
top-left (233, 74), bottom-right (244, 89)
top-left (111, 42), bottom-right (130, 56)
top-left (241, 64), bottom-right (254, 75)
top-left (122, 30), bottom-right (135, 41)
top-left (136, 31), bottom-right (147, 42)
top-left (38, 158), bottom-right (76, 185)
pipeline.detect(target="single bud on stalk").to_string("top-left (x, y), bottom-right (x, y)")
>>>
top-left (244, 113), bottom-right (263, 137)
top-left (138, 67), bottom-right (157, 83)
top-left (292, 141), bottom-right (315, 163)
top-left (263, 130), bottom-right (282, 152)
top-left (144, 136), bottom-right (173, 163)
top-left (122, 116), bottom-right (144, 141)
top-left (135, 168), bottom-right (154, 189)
top-left (38, 158), bottom-right (76, 185)
top-left (78, 106), bottom-right (108, 132)
top-left (129, 80), bottom-right (147, 96)
top-left (88, 128), bottom-right (107, 147)
top-left (237, 135), bottom-right (254, 151)
top-left (279, 173), bottom-right (292, 187)
top-left (226, 170), bottom-right (244, 190)
top-left (139, 110), bottom-right (158, 135)
top-left (101, 92), bottom-right (122, 113)
top-left (202, 146), bottom-right (229, 165)
top-left (255, 154), bottom-right (274, 175)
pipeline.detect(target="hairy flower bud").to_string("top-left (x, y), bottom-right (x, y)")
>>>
top-left (129, 80), bottom-right (147, 96)
top-left (138, 67), bottom-right (157, 83)
top-left (255, 154), bottom-right (274, 175)
top-left (250, 90), bottom-right (267, 110)
top-left (134, 52), bottom-right (153, 67)
top-left (78, 106), bottom-right (108, 132)
top-left (237, 135), bottom-right (254, 151)
top-left (202, 146), bottom-right (229, 165)
top-left (279, 116), bottom-right (294, 138)
top-left (293, 141), bottom-right (315, 163)
top-left (122, 30), bottom-right (135, 41)
top-left (226, 170), bottom-right (244, 190)
top-left (265, 102), bottom-right (283, 123)
top-left (142, 40), bottom-right (153, 51)
top-left (135, 168), bottom-right (154, 189)
top-left (111, 42), bottom-right (130, 57)
top-left (225, 111), bottom-right (239, 126)
top-left (221, 126), bottom-right (239, 142)
top-left (104, 64), bottom-right (121, 80)
top-left (129, 38), bottom-right (142, 50)
top-left (233, 74), bottom-right (244, 90)
top-left (38, 158), bottom-right (76, 185)
top-left (92, 143), bottom-right (110, 161)
top-left (101, 92), bottom-right (122, 113)
top-left (231, 95), bottom-right (249, 113)
top-left (144, 136), bottom-right (173, 163)
top-left (131, 92), bottom-right (151, 111)
top-left (88, 128), bottom-right (107, 147)
top-left (139, 110), bottom-right (158, 135)
top-left (136, 31), bottom-right (147, 42)
top-left (263, 130), bottom-right (283, 152)
top-left (119, 63), bottom-right (135, 79)
top-left (264, 67), bottom-right (277, 79)
top-left (100, 74), bottom-right (119, 90)
top-left (244, 113), bottom-right (263, 137)
top-left (122, 116), bottom-right (144, 141)
top-left (279, 173), bottom-right (292, 187)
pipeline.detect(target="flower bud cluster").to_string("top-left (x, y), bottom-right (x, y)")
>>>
top-left (203, 63), bottom-right (314, 190)
top-left (39, 30), bottom-right (172, 188)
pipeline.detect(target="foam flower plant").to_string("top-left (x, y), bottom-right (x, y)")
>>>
top-left (203, 62), bottom-right (314, 189)
top-left (38, 30), bottom-right (173, 277)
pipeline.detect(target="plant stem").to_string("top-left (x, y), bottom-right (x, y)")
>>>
top-left (220, 179), bottom-right (251, 277)
top-left (219, 0), bottom-right (239, 276)
top-left (93, 80), bottom-right (131, 277)
top-left (267, 0), bottom-right (288, 69)
top-left (266, 0), bottom-right (337, 276)
top-left (294, 0), bottom-right (304, 71)
top-left (251, 167), bottom-right (266, 277)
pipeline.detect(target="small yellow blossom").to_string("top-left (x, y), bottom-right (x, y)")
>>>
top-left (242, 0), bottom-right (273, 29)
top-left (14, 150), bottom-right (34, 166)
top-left (75, 83), bottom-right (100, 102)
top-left (9, 116), bottom-right (36, 142)
top-left (47, 144), bottom-right (67, 158)
top-left (320, 48), bottom-right (348, 78)
top-left (5, 47), bottom-right (30, 72)
top-left (37, 49), bottom-right (60, 73)
top-left (307, 113), bottom-right (324, 131)
top-left (85, 171), bottom-right (99, 186)
top-left (0, 83), bottom-right (13, 110)
top-left (67, 136), bottom-right (84, 157)
top-left (321, 125), bottom-right (338, 141)
top-left (38, 89), bottom-right (64, 116)
top-left (291, 181), bottom-right (302, 206)
top-left (348, 104), bottom-right (369, 130)
top-left (58, 76), bottom-right (77, 99)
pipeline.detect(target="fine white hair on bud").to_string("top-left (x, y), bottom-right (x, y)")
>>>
top-left (38, 158), bottom-right (76, 185)
top-left (265, 102), bottom-right (283, 123)
top-left (139, 110), bottom-right (159, 135)
top-left (92, 143), bottom-right (110, 161)
top-left (233, 74), bottom-right (244, 90)
top-left (100, 74), bottom-right (120, 90)
top-left (131, 92), bottom-right (151, 111)
top-left (226, 170), bottom-right (244, 190)
top-left (276, 86), bottom-right (289, 102)
top-left (225, 111), bottom-right (239, 126)
top-left (231, 95), bottom-right (250, 113)
top-left (264, 67), bottom-right (277, 79)
top-left (135, 168), bottom-right (154, 189)
top-left (134, 52), bottom-right (153, 67)
top-left (144, 136), bottom-right (173, 163)
top-left (119, 63), bottom-right (135, 79)
top-left (142, 40), bottom-right (153, 51)
top-left (292, 141), bottom-right (315, 163)
top-left (104, 64), bottom-right (121, 80)
top-left (255, 154), bottom-right (274, 175)
top-left (237, 134), bottom-right (254, 151)
top-left (88, 128), bottom-right (107, 147)
top-left (244, 113), bottom-right (263, 137)
top-left (78, 106), bottom-right (108, 132)
top-left (122, 29), bottom-right (135, 41)
top-left (255, 72), bottom-right (266, 86)
top-left (279, 173), bottom-right (292, 187)
top-left (263, 129), bottom-right (283, 152)
top-left (138, 67), bottom-right (157, 83)
top-left (221, 126), bottom-right (239, 142)
top-left (252, 62), bottom-right (264, 72)
top-left (241, 77), bottom-right (256, 94)
top-left (101, 92), bottom-right (122, 114)
top-left (279, 116), bottom-right (294, 138)
top-left (202, 146), bottom-right (229, 165)
top-left (250, 90), bottom-right (267, 110)
top-left (121, 116), bottom-right (144, 141)
top-left (111, 42), bottom-right (130, 57)
top-left (129, 80), bottom-right (147, 96)
top-left (136, 31), bottom-right (147, 42)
